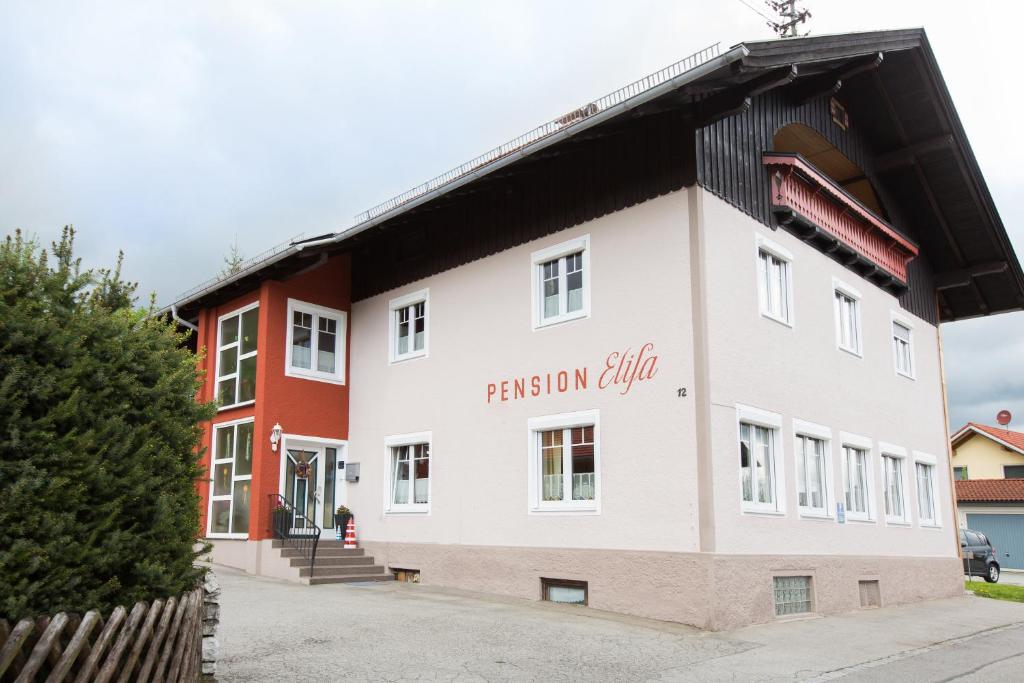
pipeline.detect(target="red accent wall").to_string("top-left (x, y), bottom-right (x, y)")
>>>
top-left (195, 254), bottom-right (351, 541)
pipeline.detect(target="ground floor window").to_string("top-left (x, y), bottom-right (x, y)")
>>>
top-left (842, 445), bottom-right (871, 519)
top-left (882, 452), bottom-right (907, 523)
top-left (385, 432), bottom-right (431, 513)
top-left (528, 410), bottom-right (600, 512)
top-left (773, 576), bottom-right (812, 616)
top-left (209, 419), bottom-right (254, 537)
top-left (795, 434), bottom-right (828, 514)
top-left (542, 578), bottom-right (588, 605)
top-left (915, 459), bottom-right (937, 526)
top-left (737, 405), bottom-right (783, 513)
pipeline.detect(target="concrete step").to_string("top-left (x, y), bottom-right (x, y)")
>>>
top-left (307, 574), bottom-right (396, 585)
top-left (279, 547), bottom-right (366, 559)
top-left (290, 555), bottom-right (375, 568)
top-left (300, 564), bottom-right (387, 578)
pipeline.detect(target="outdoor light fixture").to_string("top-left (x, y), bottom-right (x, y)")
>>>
top-left (270, 422), bottom-right (283, 451)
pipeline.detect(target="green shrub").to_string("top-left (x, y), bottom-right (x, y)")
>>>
top-left (0, 228), bottom-right (215, 619)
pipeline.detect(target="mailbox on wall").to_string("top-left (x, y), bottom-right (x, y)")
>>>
top-left (345, 462), bottom-right (360, 483)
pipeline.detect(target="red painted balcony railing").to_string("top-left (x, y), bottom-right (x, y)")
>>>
top-left (763, 153), bottom-right (918, 284)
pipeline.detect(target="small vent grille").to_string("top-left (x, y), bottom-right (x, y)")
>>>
top-left (859, 580), bottom-right (881, 608)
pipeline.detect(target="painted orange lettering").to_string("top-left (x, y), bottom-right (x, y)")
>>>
top-left (487, 383), bottom-right (497, 403)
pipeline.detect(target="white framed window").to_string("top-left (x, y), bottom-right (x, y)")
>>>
top-left (833, 279), bottom-right (862, 356)
top-left (839, 432), bottom-right (874, 522)
top-left (531, 235), bottom-right (590, 329)
top-left (388, 289), bottom-right (429, 363)
top-left (528, 410), bottom-right (599, 513)
top-left (215, 302), bottom-right (259, 409)
top-left (207, 418), bottom-right (254, 538)
top-left (914, 452), bottom-right (940, 527)
top-left (384, 431), bottom-right (431, 514)
top-left (737, 405), bottom-right (785, 514)
top-left (793, 420), bottom-right (831, 517)
top-left (891, 315), bottom-right (915, 379)
top-left (285, 299), bottom-right (347, 384)
top-left (756, 235), bottom-right (794, 326)
top-left (880, 443), bottom-right (908, 524)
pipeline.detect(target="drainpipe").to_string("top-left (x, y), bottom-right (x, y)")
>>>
top-left (170, 304), bottom-right (199, 332)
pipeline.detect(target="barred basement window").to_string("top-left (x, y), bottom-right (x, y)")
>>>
top-left (773, 576), bottom-right (812, 616)
top-left (541, 578), bottom-right (588, 605)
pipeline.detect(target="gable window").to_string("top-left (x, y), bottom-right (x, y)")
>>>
top-left (208, 419), bottom-right (254, 537)
top-left (385, 432), bottom-right (431, 513)
top-left (528, 410), bottom-right (599, 512)
top-left (915, 458), bottom-right (938, 526)
top-left (881, 446), bottom-right (908, 523)
top-left (531, 235), bottom-right (590, 329)
top-left (286, 299), bottom-right (347, 384)
top-left (840, 436), bottom-right (873, 522)
top-left (794, 421), bottom-right (831, 517)
top-left (216, 303), bottom-right (259, 408)
top-left (892, 318), bottom-right (914, 378)
top-left (737, 405), bottom-right (783, 514)
top-left (833, 280), bottom-right (862, 356)
top-left (389, 289), bottom-right (429, 363)
top-left (953, 466), bottom-right (969, 481)
top-left (1004, 465), bottom-right (1024, 479)
top-left (756, 236), bottom-right (793, 326)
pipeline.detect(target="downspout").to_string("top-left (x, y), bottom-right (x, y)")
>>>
top-left (170, 304), bottom-right (199, 332)
top-left (935, 296), bottom-right (962, 564)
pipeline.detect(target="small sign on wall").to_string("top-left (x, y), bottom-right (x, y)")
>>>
top-left (836, 502), bottom-right (846, 524)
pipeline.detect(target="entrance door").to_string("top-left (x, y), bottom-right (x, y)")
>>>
top-left (284, 445), bottom-right (344, 533)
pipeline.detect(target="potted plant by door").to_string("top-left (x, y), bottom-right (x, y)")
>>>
top-left (335, 505), bottom-right (352, 540)
top-left (271, 503), bottom-right (290, 538)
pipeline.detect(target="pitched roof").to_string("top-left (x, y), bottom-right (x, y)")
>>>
top-left (951, 422), bottom-right (1024, 455)
top-left (956, 478), bottom-right (1024, 503)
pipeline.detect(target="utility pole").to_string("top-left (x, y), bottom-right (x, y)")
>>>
top-left (740, 0), bottom-right (811, 38)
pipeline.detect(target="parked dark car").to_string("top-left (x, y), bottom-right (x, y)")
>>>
top-left (961, 528), bottom-right (1000, 583)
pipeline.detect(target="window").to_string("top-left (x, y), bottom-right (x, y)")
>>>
top-left (773, 576), bottom-right (812, 616)
top-left (542, 578), bottom-right (588, 605)
top-left (208, 420), bottom-right (254, 537)
top-left (794, 425), bottom-right (830, 516)
top-left (881, 448), bottom-right (907, 523)
top-left (953, 466), bottom-right (969, 481)
top-left (1004, 465), bottom-right (1024, 479)
top-left (915, 462), bottom-right (937, 526)
top-left (833, 280), bottom-right (862, 356)
top-left (531, 235), bottom-right (590, 329)
top-left (286, 299), bottom-right (347, 383)
top-left (737, 405), bottom-right (783, 513)
top-left (385, 432), bottom-right (431, 513)
top-left (388, 289), bottom-right (429, 363)
top-left (842, 445), bottom-right (872, 520)
top-left (892, 319), bottom-right (914, 378)
top-left (215, 304), bottom-right (259, 408)
top-left (528, 410), bottom-right (599, 512)
top-left (756, 236), bottom-right (793, 325)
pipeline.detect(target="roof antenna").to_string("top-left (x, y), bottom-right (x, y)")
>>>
top-left (739, 0), bottom-right (812, 38)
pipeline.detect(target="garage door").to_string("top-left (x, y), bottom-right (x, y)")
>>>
top-left (966, 514), bottom-right (1024, 570)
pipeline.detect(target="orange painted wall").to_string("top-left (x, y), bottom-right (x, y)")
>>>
top-left (195, 254), bottom-right (351, 540)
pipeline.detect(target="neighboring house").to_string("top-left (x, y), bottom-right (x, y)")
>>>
top-left (950, 422), bottom-right (1024, 481)
top-left (952, 424), bottom-right (1024, 570)
top-left (164, 29), bottom-right (1024, 630)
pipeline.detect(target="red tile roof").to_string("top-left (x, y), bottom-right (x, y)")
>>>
top-left (952, 422), bottom-right (1024, 454)
top-left (956, 479), bottom-right (1024, 503)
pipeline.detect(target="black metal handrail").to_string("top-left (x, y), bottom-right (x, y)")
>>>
top-left (268, 493), bottom-right (321, 578)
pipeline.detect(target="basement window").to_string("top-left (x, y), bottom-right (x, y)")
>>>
top-left (541, 578), bottom-right (588, 606)
top-left (773, 576), bottom-right (812, 616)
top-left (392, 568), bottom-right (420, 583)
top-left (859, 580), bottom-right (881, 608)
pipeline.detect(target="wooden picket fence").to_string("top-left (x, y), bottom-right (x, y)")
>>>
top-left (0, 587), bottom-right (204, 683)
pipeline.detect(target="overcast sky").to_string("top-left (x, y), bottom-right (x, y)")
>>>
top-left (2, 1), bottom-right (1022, 430)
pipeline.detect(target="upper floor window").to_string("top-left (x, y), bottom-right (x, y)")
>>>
top-left (881, 446), bottom-right (908, 524)
top-left (389, 289), bottom-right (429, 363)
top-left (953, 466), bottom-right (969, 481)
top-left (756, 236), bottom-right (793, 326)
top-left (1004, 465), bottom-right (1024, 479)
top-left (833, 280), bottom-right (862, 356)
top-left (216, 303), bottom-right (258, 408)
top-left (737, 405), bottom-right (783, 514)
top-left (531, 235), bottom-right (590, 329)
top-left (286, 299), bottom-right (347, 384)
top-left (914, 456), bottom-right (938, 526)
top-left (528, 410), bottom-right (599, 512)
top-left (385, 432), bottom-right (431, 513)
top-left (892, 318), bottom-right (914, 378)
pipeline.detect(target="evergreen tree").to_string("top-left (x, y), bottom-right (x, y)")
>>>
top-left (220, 237), bottom-right (244, 278)
top-left (0, 228), bottom-right (215, 620)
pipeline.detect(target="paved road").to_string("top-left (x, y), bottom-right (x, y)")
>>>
top-left (214, 566), bottom-right (1024, 681)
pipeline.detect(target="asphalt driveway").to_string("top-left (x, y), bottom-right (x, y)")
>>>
top-left (214, 566), bottom-right (1024, 681)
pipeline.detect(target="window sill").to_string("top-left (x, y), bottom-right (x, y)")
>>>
top-left (885, 519), bottom-right (912, 527)
top-left (285, 367), bottom-right (346, 385)
top-left (741, 507), bottom-right (786, 517)
top-left (390, 351), bottom-right (428, 365)
top-left (845, 516), bottom-right (876, 525)
top-left (798, 510), bottom-right (834, 521)
top-left (206, 533), bottom-right (248, 540)
top-left (759, 311), bottom-right (793, 329)
top-left (217, 400), bottom-right (255, 413)
top-left (385, 505), bottom-right (430, 515)
top-left (837, 345), bottom-right (863, 359)
top-left (531, 504), bottom-right (599, 515)
top-left (896, 370), bottom-right (916, 381)
top-left (534, 311), bottom-right (588, 331)
top-left (920, 522), bottom-right (943, 530)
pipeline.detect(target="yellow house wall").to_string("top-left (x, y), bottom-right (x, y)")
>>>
top-left (952, 433), bottom-right (1024, 479)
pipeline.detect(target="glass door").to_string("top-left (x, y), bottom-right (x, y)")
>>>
top-left (285, 448), bottom-right (320, 533)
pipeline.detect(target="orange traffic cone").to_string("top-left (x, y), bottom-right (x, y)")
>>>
top-left (343, 517), bottom-right (357, 549)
